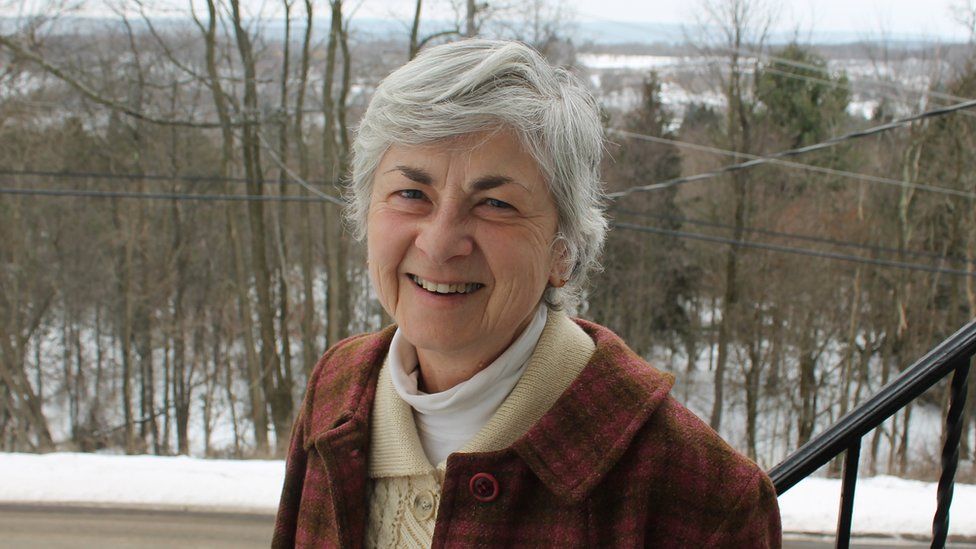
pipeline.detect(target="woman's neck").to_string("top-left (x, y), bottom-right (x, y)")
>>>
top-left (415, 344), bottom-right (510, 393)
top-left (413, 306), bottom-right (545, 393)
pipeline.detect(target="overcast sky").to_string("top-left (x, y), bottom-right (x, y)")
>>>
top-left (4, 0), bottom-right (973, 41)
top-left (356, 0), bottom-right (973, 41)
top-left (584, 0), bottom-right (966, 37)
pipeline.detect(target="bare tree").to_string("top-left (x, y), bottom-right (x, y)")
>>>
top-left (695, 0), bottom-right (775, 432)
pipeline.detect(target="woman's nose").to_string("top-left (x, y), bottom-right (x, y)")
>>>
top-left (414, 207), bottom-right (474, 264)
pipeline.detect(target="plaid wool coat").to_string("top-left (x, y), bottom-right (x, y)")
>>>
top-left (273, 319), bottom-right (782, 548)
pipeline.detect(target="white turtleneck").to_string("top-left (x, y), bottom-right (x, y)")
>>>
top-left (386, 304), bottom-right (548, 466)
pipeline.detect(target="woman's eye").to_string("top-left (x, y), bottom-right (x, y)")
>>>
top-left (397, 189), bottom-right (426, 200)
top-left (484, 198), bottom-right (513, 209)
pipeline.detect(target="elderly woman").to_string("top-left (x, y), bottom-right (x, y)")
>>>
top-left (274, 40), bottom-right (780, 548)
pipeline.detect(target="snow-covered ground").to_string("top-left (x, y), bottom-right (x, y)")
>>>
top-left (0, 452), bottom-right (281, 515)
top-left (1, 452), bottom-right (974, 541)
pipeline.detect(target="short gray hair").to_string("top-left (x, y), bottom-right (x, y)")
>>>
top-left (347, 39), bottom-right (607, 311)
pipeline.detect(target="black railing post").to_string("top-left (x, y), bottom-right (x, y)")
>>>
top-left (836, 440), bottom-right (860, 549)
top-left (931, 355), bottom-right (971, 549)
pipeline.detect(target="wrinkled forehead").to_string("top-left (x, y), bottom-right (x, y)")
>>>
top-left (372, 130), bottom-right (552, 196)
top-left (372, 126), bottom-right (548, 179)
top-left (387, 125), bottom-right (530, 157)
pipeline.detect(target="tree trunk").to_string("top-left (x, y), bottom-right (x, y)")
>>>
top-left (162, 330), bottom-right (171, 454)
top-left (840, 268), bottom-right (862, 418)
top-left (710, 26), bottom-right (752, 431)
top-left (229, 0), bottom-right (290, 452)
top-left (409, 0), bottom-right (423, 59)
top-left (870, 339), bottom-right (895, 474)
top-left (797, 322), bottom-right (818, 447)
top-left (323, 0), bottom-right (352, 347)
top-left (465, 0), bottom-right (477, 36)
top-left (201, 0), bottom-right (268, 454)
top-left (112, 200), bottom-right (136, 454)
top-left (897, 403), bottom-right (912, 475)
top-left (229, 212), bottom-right (269, 454)
top-left (295, 0), bottom-right (318, 379)
top-left (60, 311), bottom-right (76, 443)
top-left (172, 200), bottom-right (191, 456)
top-left (710, 173), bottom-right (745, 431)
top-left (275, 0), bottom-right (296, 436)
top-left (745, 340), bottom-right (761, 461)
top-left (136, 256), bottom-right (158, 454)
top-left (0, 335), bottom-right (55, 451)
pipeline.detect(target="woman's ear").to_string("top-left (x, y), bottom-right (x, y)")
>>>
top-left (547, 238), bottom-right (571, 288)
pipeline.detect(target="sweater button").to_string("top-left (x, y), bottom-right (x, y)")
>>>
top-left (469, 472), bottom-right (499, 502)
top-left (412, 491), bottom-right (436, 521)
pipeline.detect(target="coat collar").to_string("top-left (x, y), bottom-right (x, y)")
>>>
top-left (303, 319), bottom-right (675, 503)
top-left (512, 319), bottom-right (675, 501)
top-left (302, 326), bottom-right (396, 451)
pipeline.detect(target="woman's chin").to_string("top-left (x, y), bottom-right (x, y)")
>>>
top-left (399, 321), bottom-right (478, 358)
top-left (394, 284), bottom-right (489, 351)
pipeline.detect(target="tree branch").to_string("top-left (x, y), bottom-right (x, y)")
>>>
top-left (0, 33), bottom-right (228, 128)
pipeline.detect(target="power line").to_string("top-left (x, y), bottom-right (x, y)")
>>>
top-left (0, 187), bottom-right (331, 202)
top-left (757, 64), bottom-right (946, 118)
top-left (0, 168), bottom-right (346, 205)
top-left (6, 188), bottom-right (972, 278)
top-left (612, 221), bottom-right (976, 278)
top-left (732, 46), bottom-right (975, 106)
top-left (3, 95), bottom-right (336, 117)
top-left (607, 97), bottom-right (976, 199)
top-left (10, 182), bottom-right (970, 267)
top-left (0, 168), bottom-right (334, 187)
top-left (611, 206), bottom-right (976, 266)
top-left (607, 129), bottom-right (976, 199)
top-left (756, 64), bottom-right (976, 121)
top-left (256, 131), bottom-right (346, 206)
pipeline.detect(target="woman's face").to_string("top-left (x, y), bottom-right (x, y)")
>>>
top-left (366, 130), bottom-right (563, 366)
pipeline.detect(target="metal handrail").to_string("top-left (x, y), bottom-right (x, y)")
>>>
top-left (769, 318), bottom-right (976, 548)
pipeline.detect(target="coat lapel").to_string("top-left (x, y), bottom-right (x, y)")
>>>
top-left (300, 326), bottom-right (395, 547)
top-left (513, 319), bottom-right (675, 502)
top-left (302, 326), bottom-right (396, 448)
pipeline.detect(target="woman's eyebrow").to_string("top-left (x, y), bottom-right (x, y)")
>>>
top-left (387, 165), bottom-right (432, 185)
top-left (470, 174), bottom-right (512, 191)
top-left (471, 174), bottom-right (531, 193)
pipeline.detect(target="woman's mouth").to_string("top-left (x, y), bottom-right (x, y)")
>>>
top-left (409, 274), bottom-right (484, 295)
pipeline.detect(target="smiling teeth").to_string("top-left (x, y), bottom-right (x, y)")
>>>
top-left (410, 275), bottom-right (482, 294)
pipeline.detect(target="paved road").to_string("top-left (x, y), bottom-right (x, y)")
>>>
top-left (0, 505), bottom-right (274, 548)
top-left (1, 505), bottom-right (971, 548)
top-left (784, 538), bottom-right (971, 548)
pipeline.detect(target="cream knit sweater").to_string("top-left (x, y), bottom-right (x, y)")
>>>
top-left (365, 310), bottom-right (596, 548)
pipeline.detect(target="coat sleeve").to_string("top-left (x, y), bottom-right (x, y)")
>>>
top-left (272, 407), bottom-right (308, 548)
top-left (704, 468), bottom-right (783, 548)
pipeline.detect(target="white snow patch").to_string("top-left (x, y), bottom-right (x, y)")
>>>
top-left (579, 54), bottom-right (686, 71)
top-left (847, 99), bottom-right (880, 119)
top-left (780, 475), bottom-right (976, 538)
top-left (0, 452), bottom-right (283, 514)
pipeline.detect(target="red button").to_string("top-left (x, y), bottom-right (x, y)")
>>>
top-left (469, 473), bottom-right (499, 502)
